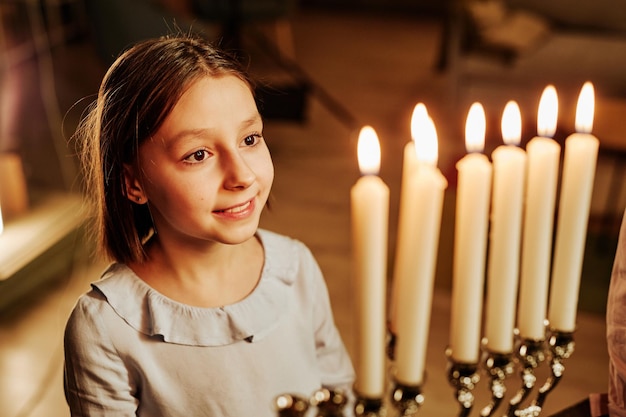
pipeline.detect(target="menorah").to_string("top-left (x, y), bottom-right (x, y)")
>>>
top-left (274, 327), bottom-right (574, 417)
top-left (276, 82), bottom-right (596, 417)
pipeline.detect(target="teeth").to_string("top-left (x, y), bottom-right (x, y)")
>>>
top-left (224, 201), bottom-right (251, 214)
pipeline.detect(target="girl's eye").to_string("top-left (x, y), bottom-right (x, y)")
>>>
top-left (183, 149), bottom-right (210, 163)
top-left (242, 134), bottom-right (261, 147)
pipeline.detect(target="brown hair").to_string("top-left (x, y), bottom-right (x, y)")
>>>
top-left (77, 34), bottom-right (253, 264)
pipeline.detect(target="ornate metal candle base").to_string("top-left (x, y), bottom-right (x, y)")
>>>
top-left (276, 389), bottom-right (348, 417)
top-left (480, 351), bottom-right (515, 417)
top-left (275, 393), bottom-right (309, 417)
top-left (510, 330), bottom-right (575, 417)
top-left (354, 396), bottom-right (386, 417)
top-left (311, 388), bottom-right (349, 416)
top-left (447, 360), bottom-right (480, 417)
top-left (390, 382), bottom-right (424, 416)
top-left (506, 338), bottom-right (546, 416)
top-left (277, 329), bottom-right (576, 417)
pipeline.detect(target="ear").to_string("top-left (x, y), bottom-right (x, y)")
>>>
top-left (123, 164), bottom-right (147, 205)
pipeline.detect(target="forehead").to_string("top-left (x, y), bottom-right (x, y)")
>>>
top-left (149, 75), bottom-right (260, 146)
top-left (174, 74), bottom-right (255, 117)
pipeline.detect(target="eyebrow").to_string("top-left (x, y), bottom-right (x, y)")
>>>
top-left (162, 114), bottom-right (262, 149)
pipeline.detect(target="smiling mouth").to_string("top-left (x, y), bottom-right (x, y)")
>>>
top-left (216, 200), bottom-right (252, 214)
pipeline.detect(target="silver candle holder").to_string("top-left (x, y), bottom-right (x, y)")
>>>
top-left (389, 381), bottom-right (424, 416)
top-left (275, 393), bottom-right (309, 417)
top-left (505, 337), bottom-right (546, 416)
top-left (275, 389), bottom-right (348, 417)
top-left (507, 329), bottom-right (575, 417)
top-left (447, 359), bottom-right (480, 417)
top-left (354, 396), bottom-right (386, 417)
top-left (276, 328), bottom-right (575, 417)
top-left (480, 350), bottom-right (515, 416)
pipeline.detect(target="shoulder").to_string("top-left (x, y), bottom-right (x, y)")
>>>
top-left (65, 263), bottom-right (141, 341)
top-left (64, 286), bottom-right (117, 356)
top-left (66, 283), bottom-right (110, 331)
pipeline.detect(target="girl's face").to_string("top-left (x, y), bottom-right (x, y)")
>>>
top-left (125, 75), bottom-right (274, 248)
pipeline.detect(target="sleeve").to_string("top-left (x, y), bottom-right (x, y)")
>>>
top-left (302, 246), bottom-right (356, 393)
top-left (607, 208), bottom-right (626, 415)
top-left (64, 291), bottom-right (138, 417)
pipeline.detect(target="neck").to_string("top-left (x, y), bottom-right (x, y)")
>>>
top-left (130, 233), bottom-right (264, 308)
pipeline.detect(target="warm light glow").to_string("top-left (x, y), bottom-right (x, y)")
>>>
top-left (410, 102), bottom-right (429, 141)
top-left (575, 81), bottom-right (595, 133)
top-left (465, 102), bottom-right (486, 153)
top-left (0, 203), bottom-right (3, 235)
top-left (411, 106), bottom-right (438, 166)
top-left (501, 100), bottom-right (522, 146)
top-left (537, 85), bottom-right (558, 138)
top-left (357, 125), bottom-right (381, 175)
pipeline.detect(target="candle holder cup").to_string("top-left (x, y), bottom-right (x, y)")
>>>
top-left (480, 350), bottom-right (515, 417)
top-left (311, 388), bottom-right (349, 417)
top-left (354, 396), bottom-right (386, 417)
top-left (506, 337), bottom-right (546, 416)
top-left (275, 393), bottom-right (310, 417)
top-left (276, 389), bottom-right (350, 417)
top-left (390, 381), bottom-right (424, 416)
top-left (511, 329), bottom-right (575, 417)
top-left (446, 357), bottom-right (480, 417)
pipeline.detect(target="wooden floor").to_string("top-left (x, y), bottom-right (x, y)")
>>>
top-left (0, 8), bottom-right (616, 417)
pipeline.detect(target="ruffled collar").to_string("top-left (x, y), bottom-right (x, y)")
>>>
top-left (92, 229), bottom-right (296, 346)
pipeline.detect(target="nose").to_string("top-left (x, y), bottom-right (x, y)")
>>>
top-left (222, 150), bottom-right (255, 190)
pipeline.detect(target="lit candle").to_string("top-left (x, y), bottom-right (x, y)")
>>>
top-left (518, 86), bottom-right (561, 341)
top-left (450, 102), bottom-right (492, 363)
top-left (395, 112), bottom-right (448, 385)
top-left (401, 103), bottom-right (428, 180)
top-left (548, 82), bottom-right (599, 333)
top-left (390, 103), bottom-right (429, 334)
top-left (485, 101), bottom-right (527, 354)
top-left (350, 126), bottom-right (389, 398)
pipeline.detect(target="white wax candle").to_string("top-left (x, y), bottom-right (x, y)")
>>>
top-left (548, 82), bottom-right (599, 332)
top-left (485, 101), bottom-right (527, 354)
top-left (390, 103), bottom-right (427, 335)
top-left (351, 126), bottom-right (389, 398)
top-left (395, 114), bottom-right (448, 385)
top-left (518, 86), bottom-right (561, 341)
top-left (450, 103), bottom-right (492, 363)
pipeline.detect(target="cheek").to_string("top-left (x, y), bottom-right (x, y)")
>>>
top-left (142, 171), bottom-right (196, 207)
top-left (258, 153), bottom-right (275, 189)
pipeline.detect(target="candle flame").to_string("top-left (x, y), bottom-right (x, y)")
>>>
top-left (357, 125), bottom-right (381, 175)
top-left (575, 81), bottom-right (595, 133)
top-left (413, 117), bottom-right (439, 166)
top-left (410, 103), bottom-right (429, 141)
top-left (537, 85), bottom-right (558, 138)
top-left (411, 104), bottom-right (438, 166)
top-left (465, 102), bottom-right (486, 153)
top-left (501, 100), bottom-right (522, 146)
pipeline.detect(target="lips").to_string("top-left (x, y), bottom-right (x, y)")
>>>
top-left (221, 200), bottom-right (251, 214)
top-left (214, 199), bottom-right (255, 216)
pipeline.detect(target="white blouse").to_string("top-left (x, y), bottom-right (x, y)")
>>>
top-left (608, 209), bottom-right (626, 416)
top-left (64, 229), bottom-right (355, 417)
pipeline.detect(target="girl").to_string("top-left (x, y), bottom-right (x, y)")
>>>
top-left (64, 34), bottom-right (355, 416)
top-left (607, 208), bottom-right (626, 416)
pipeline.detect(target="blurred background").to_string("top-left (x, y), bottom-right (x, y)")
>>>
top-left (0, 0), bottom-right (625, 416)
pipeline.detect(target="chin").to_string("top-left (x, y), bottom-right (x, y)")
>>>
top-left (216, 223), bottom-right (260, 246)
